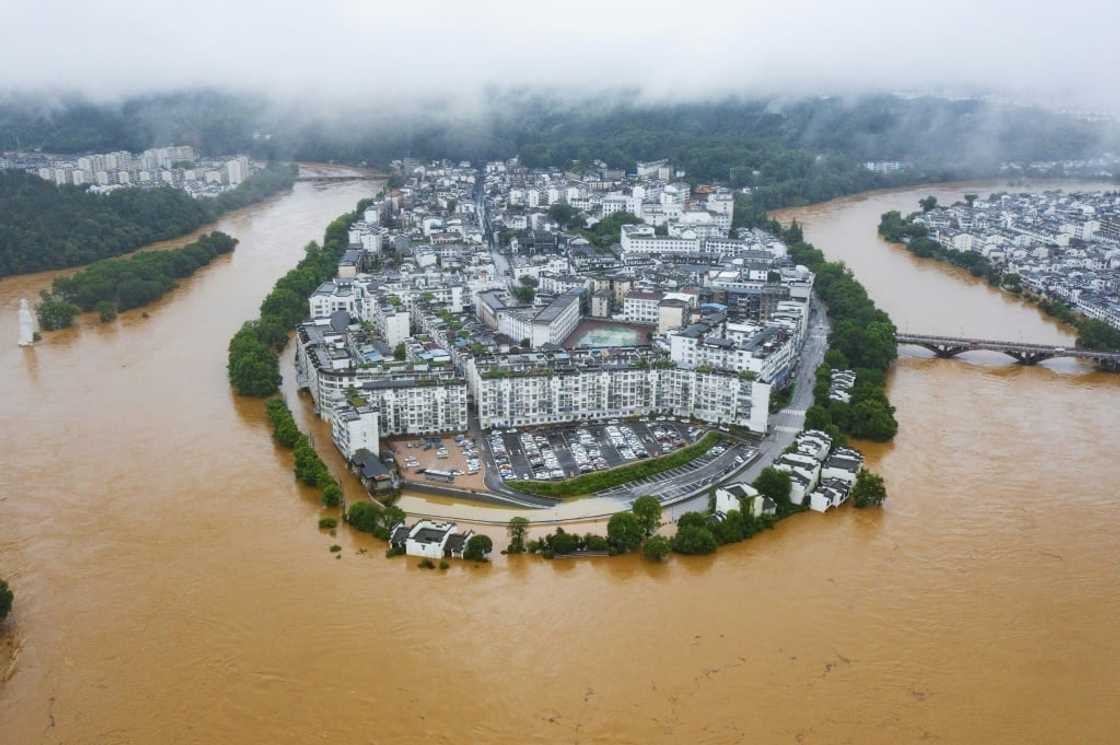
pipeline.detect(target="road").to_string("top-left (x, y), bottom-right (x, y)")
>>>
top-left (476, 186), bottom-right (513, 286)
top-left (663, 295), bottom-right (831, 521)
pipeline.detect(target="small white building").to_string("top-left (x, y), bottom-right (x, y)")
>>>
top-left (794, 430), bottom-right (832, 461)
top-left (714, 481), bottom-right (776, 517)
top-left (820, 448), bottom-right (863, 484)
top-left (809, 478), bottom-right (852, 513)
top-left (404, 520), bottom-right (457, 559)
top-left (391, 520), bottom-right (474, 559)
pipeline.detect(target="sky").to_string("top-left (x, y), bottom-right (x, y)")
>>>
top-left (3, 0), bottom-right (1118, 112)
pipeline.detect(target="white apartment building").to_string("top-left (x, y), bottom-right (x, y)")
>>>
top-left (467, 349), bottom-right (770, 433)
top-left (330, 402), bottom-right (380, 460)
top-left (622, 290), bottom-right (663, 325)
top-left (669, 322), bottom-right (796, 385)
top-left (495, 289), bottom-right (582, 348)
top-left (295, 320), bottom-right (469, 435)
top-left (620, 224), bottom-right (701, 257)
top-left (378, 304), bottom-right (412, 349)
top-left (309, 279), bottom-right (366, 319)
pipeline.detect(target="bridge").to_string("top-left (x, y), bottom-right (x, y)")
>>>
top-left (294, 174), bottom-right (380, 183)
top-left (896, 333), bottom-right (1120, 367)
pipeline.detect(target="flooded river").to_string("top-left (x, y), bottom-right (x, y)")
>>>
top-left (1, 179), bottom-right (1118, 744)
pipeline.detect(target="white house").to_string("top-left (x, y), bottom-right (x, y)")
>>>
top-left (809, 479), bottom-right (852, 513)
top-left (714, 482), bottom-right (774, 517)
top-left (820, 448), bottom-right (863, 484)
top-left (404, 520), bottom-right (457, 559)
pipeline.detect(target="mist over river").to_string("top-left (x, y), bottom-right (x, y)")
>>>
top-left (1, 178), bottom-right (1118, 744)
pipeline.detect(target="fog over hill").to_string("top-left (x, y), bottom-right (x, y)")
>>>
top-left (2, 1), bottom-right (1118, 201)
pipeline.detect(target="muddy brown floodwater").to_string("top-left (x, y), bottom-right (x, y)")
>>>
top-left (2, 178), bottom-right (1119, 744)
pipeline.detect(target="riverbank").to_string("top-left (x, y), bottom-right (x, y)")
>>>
top-left (877, 201), bottom-right (1120, 359)
top-left (0, 163), bottom-right (297, 277)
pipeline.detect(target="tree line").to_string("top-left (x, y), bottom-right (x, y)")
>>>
top-left (0, 163), bottom-right (295, 277)
top-left (265, 398), bottom-right (344, 508)
top-left (227, 195), bottom-right (378, 397)
top-left (37, 231), bottom-right (238, 330)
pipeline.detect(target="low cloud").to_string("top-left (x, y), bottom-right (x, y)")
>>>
top-left (2, 0), bottom-right (1117, 113)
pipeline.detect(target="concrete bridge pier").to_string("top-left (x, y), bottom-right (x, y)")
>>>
top-left (1007, 351), bottom-right (1052, 365)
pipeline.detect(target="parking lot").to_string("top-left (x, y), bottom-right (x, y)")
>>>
top-left (389, 434), bottom-right (486, 490)
top-left (485, 420), bottom-right (702, 483)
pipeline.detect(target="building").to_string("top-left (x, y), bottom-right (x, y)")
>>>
top-left (668, 320), bottom-right (797, 386)
top-left (390, 520), bottom-right (474, 559)
top-left (590, 290), bottom-right (612, 318)
top-left (658, 298), bottom-right (690, 334)
top-left (622, 290), bottom-right (663, 325)
top-left (468, 347), bottom-right (770, 433)
top-left (329, 401), bottom-right (380, 460)
top-left (404, 520), bottom-right (456, 559)
top-left (809, 479), bottom-right (853, 513)
top-left (715, 482), bottom-right (776, 518)
top-left (620, 224), bottom-right (701, 257)
top-left (820, 448), bottom-right (863, 484)
top-left (294, 319), bottom-right (469, 436)
top-left (495, 289), bottom-right (582, 348)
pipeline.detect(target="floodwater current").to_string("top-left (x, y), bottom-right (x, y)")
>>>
top-left (1, 178), bottom-right (1118, 744)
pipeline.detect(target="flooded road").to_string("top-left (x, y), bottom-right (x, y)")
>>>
top-left (1, 179), bottom-right (1119, 744)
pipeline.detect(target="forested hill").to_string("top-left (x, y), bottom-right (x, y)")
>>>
top-left (0, 163), bottom-right (295, 277)
top-left (3, 91), bottom-right (1115, 175)
top-left (2, 91), bottom-right (1116, 219)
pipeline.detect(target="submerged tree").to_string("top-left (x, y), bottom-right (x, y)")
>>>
top-left (506, 516), bottom-right (529, 554)
top-left (851, 471), bottom-right (888, 508)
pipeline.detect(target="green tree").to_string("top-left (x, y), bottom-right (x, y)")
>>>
top-left (848, 399), bottom-right (898, 441)
top-left (95, 299), bottom-right (117, 322)
top-left (511, 285), bottom-right (535, 304)
top-left (549, 529), bottom-right (582, 555)
top-left (643, 535), bottom-right (672, 561)
top-left (753, 467), bottom-right (792, 506)
top-left (919, 195), bottom-right (939, 212)
top-left (712, 510), bottom-right (747, 545)
top-left (1077, 319), bottom-right (1120, 353)
top-left (851, 470), bottom-right (888, 508)
top-left (964, 193), bottom-right (978, 207)
top-left (805, 404), bottom-right (832, 431)
top-left (321, 482), bottom-right (342, 508)
top-left (631, 495), bottom-right (662, 537)
top-left (346, 501), bottom-right (383, 533)
top-left (393, 343), bottom-right (406, 360)
top-left (607, 511), bottom-right (643, 553)
top-left (507, 516), bottom-right (529, 553)
top-left (381, 505), bottom-right (406, 533)
top-left (0, 579), bottom-right (12, 622)
top-left (229, 344), bottom-right (281, 397)
top-left (672, 525), bottom-right (718, 555)
top-left (676, 511), bottom-right (708, 531)
top-left (547, 203), bottom-right (583, 229)
top-left (464, 534), bottom-right (494, 561)
top-left (37, 296), bottom-right (80, 330)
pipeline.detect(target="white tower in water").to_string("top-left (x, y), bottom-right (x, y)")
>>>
top-left (18, 298), bottom-right (36, 346)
